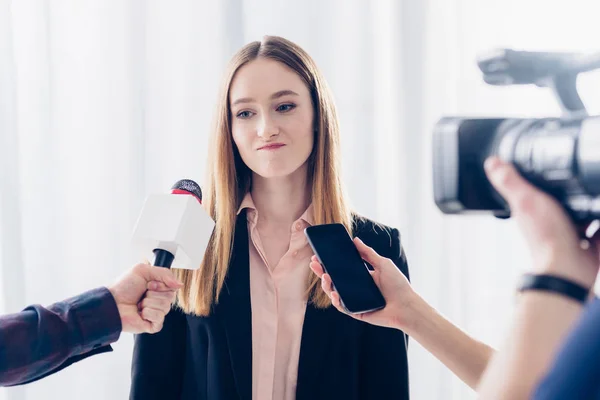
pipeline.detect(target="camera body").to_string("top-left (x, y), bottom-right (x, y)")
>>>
top-left (433, 49), bottom-right (600, 222)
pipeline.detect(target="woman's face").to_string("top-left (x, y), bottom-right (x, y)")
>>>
top-left (229, 58), bottom-right (315, 180)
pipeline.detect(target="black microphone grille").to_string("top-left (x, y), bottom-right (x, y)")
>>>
top-left (172, 179), bottom-right (202, 202)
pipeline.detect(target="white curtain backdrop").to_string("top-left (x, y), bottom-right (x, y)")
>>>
top-left (1, 1), bottom-right (599, 399)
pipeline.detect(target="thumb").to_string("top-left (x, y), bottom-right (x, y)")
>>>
top-left (136, 264), bottom-right (183, 289)
top-left (353, 238), bottom-right (384, 269)
top-left (484, 156), bottom-right (544, 216)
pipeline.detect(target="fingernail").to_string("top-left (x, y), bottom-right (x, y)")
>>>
top-left (149, 282), bottom-right (158, 290)
top-left (484, 157), bottom-right (502, 173)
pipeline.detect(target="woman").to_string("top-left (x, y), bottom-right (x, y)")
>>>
top-left (130, 35), bottom-right (410, 400)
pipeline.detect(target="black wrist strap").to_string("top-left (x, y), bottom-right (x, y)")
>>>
top-left (518, 274), bottom-right (589, 304)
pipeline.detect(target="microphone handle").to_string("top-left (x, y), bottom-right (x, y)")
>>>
top-left (153, 249), bottom-right (174, 269)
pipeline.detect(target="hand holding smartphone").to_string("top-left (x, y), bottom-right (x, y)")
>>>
top-left (304, 223), bottom-right (386, 314)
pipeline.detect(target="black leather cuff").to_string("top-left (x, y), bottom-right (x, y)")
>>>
top-left (518, 273), bottom-right (589, 304)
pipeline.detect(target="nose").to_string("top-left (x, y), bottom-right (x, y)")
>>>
top-left (257, 114), bottom-right (279, 139)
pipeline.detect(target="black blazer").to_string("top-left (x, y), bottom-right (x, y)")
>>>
top-left (130, 212), bottom-right (410, 400)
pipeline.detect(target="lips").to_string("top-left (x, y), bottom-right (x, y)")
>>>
top-left (258, 143), bottom-right (286, 150)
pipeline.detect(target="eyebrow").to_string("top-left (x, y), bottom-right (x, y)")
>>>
top-left (232, 90), bottom-right (299, 106)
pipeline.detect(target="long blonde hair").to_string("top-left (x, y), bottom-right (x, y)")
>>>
top-left (175, 35), bottom-right (354, 316)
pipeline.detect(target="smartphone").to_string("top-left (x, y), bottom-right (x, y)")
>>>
top-left (305, 223), bottom-right (386, 314)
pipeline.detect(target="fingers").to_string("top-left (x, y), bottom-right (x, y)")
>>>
top-left (320, 273), bottom-right (334, 297)
top-left (140, 307), bottom-right (164, 333)
top-left (138, 290), bottom-right (175, 334)
top-left (308, 245), bottom-right (379, 319)
top-left (309, 256), bottom-right (324, 278)
top-left (309, 262), bottom-right (345, 311)
top-left (319, 276), bottom-right (346, 315)
top-left (484, 156), bottom-right (576, 238)
top-left (353, 237), bottom-right (384, 268)
top-left (330, 291), bottom-right (345, 313)
top-left (484, 156), bottom-right (555, 217)
top-left (139, 293), bottom-right (174, 315)
top-left (148, 281), bottom-right (180, 292)
top-left (316, 273), bottom-right (350, 315)
top-left (145, 289), bottom-right (177, 301)
top-left (133, 264), bottom-right (183, 290)
top-left (484, 156), bottom-right (597, 278)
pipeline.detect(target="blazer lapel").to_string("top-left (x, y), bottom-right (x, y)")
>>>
top-left (217, 211), bottom-right (253, 400)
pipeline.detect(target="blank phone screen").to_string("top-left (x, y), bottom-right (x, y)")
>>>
top-left (305, 224), bottom-right (386, 313)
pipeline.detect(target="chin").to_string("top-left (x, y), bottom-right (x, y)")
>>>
top-left (253, 162), bottom-right (306, 180)
top-left (255, 169), bottom-right (295, 179)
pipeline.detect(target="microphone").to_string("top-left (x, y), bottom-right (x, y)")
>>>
top-left (131, 179), bottom-right (215, 269)
top-left (152, 179), bottom-right (204, 268)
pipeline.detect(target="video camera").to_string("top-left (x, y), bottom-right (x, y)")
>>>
top-left (433, 49), bottom-right (600, 222)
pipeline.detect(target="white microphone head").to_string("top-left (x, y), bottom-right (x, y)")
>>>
top-left (131, 183), bottom-right (215, 270)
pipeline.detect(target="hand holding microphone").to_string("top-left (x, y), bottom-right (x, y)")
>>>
top-left (108, 263), bottom-right (183, 334)
top-left (0, 180), bottom-right (213, 385)
top-left (127, 179), bottom-right (214, 331)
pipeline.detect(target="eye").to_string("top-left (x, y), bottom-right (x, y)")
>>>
top-left (236, 110), bottom-right (254, 119)
top-left (276, 103), bottom-right (296, 113)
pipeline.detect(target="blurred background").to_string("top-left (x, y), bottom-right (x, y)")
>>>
top-left (1, 0), bottom-right (599, 399)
